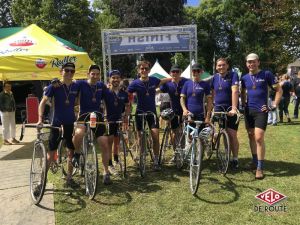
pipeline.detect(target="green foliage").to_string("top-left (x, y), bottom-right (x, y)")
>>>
top-left (0, 0), bottom-right (16, 27)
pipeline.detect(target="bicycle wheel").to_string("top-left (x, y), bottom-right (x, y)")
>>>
top-left (118, 134), bottom-right (127, 178)
top-left (189, 139), bottom-right (203, 195)
top-left (29, 141), bottom-right (47, 205)
top-left (128, 124), bottom-right (139, 163)
top-left (174, 127), bottom-right (186, 169)
top-left (158, 127), bottom-right (171, 166)
top-left (139, 132), bottom-right (147, 178)
top-left (147, 132), bottom-right (154, 162)
top-left (59, 139), bottom-right (77, 177)
top-left (79, 152), bottom-right (85, 176)
top-left (83, 132), bottom-right (98, 199)
top-left (216, 130), bottom-right (230, 174)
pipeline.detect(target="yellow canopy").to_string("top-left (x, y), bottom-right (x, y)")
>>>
top-left (0, 24), bottom-right (94, 81)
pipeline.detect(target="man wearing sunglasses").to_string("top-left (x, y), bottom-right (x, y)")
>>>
top-left (180, 63), bottom-right (213, 125)
top-left (127, 60), bottom-right (171, 170)
top-left (38, 62), bottom-right (80, 188)
top-left (158, 64), bottom-right (189, 155)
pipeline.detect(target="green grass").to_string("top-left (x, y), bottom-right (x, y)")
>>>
top-left (46, 109), bottom-right (300, 225)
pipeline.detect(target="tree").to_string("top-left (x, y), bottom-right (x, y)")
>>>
top-left (0, 0), bottom-right (16, 27)
top-left (11, 0), bottom-right (99, 61)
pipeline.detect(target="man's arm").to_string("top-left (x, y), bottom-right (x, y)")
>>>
top-left (38, 96), bottom-right (49, 124)
top-left (229, 85), bottom-right (239, 115)
top-left (272, 84), bottom-right (283, 107)
top-left (205, 95), bottom-right (213, 123)
top-left (240, 88), bottom-right (246, 107)
top-left (158, 77), bottom-right (172, 86)
top-left (180, 95), bottom-right (189, 116)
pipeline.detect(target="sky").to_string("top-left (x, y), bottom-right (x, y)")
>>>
top-left (186, 0), bottom-right (200, 6)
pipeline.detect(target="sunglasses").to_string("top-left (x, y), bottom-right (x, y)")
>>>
top-left (140, 67), bottom-right (150, 71)
top-left (171, 70), bottom-right (180, 73)
top-left (192, 69), bottom-right (201, 73)
top-left (64, 69), bottom-right (75, 74)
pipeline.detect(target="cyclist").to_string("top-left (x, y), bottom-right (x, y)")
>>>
top-left (241, 53), bottom-right (282, 179)
top-left (127, 60), bottom-right (171, 170)
top-left (180, 63), bottom-right (213, 131)
top-left (211, 58), bottom-right (240, 169)
top-left (159, 64), bottom-right (189, 157)
top-left (102, 70), bottom-right (130, 176)
top-left (38, 62), bottom-right (80, 187)
top-left (71, 65), bottom-right (113, 184)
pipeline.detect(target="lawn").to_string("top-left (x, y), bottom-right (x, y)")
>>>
top-left (47, 114), bottom-right (300, 225)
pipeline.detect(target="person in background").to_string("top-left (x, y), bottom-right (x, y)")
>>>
top-left (0, 81), bottom-right (19, 145)
top-left (241, 53), bottom-right (282, 179)
top-left (267, 87), bottom-right (278, 126)
top-left (291, 71), bottom-right (300, 119)
top-left (279, 74), bottom-right (293, 123)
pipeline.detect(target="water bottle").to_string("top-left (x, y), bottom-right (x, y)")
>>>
top-left (90, 112), bottom-right (97, 128)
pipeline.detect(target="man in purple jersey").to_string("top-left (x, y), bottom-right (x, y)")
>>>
top-left (72, 65), bottom-right (113, 184)
top-left (211, 58), bottom-right (240, 169)
top-left (159, 64), bottom-right (189, 152)
top-left (127, 60), bottom-right (171, 170)
top-left (241, 53), bottom-right (282, 179)
top-left (180, 63), bottom-right (213, 124)
top-left (38, 62), bottom-right (80, 187)
top-left (102, 70), bottom-right (130, 178)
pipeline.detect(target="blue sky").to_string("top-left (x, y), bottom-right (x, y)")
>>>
top-left (186, 0), bottom-right (200, 6)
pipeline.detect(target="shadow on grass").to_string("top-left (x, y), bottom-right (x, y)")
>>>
top-left (52, 187), bottom-right (87, 213)
top-left (93, 164), bottom-right (183, 206)
top-left (1, 141), bottom-right (34, 160)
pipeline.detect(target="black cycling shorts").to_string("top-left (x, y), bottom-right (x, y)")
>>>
top-left (77, 113), bottom-right (106, 138)
top-left (135, 112), bottom-right (159, 131)
top-left (244, 108), bottom-right (268, 130)
top-left (49, 124), bottom-right (74, 151)
top-left (105, 123), bottom-right (119, 137)
top-left (170, 114), bottom-right (182, 130)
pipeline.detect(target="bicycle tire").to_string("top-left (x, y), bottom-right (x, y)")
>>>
top-left (158, 127), bottom-right (171, 166)
top-left (174, 127), bottom-right (186, 169)
top-left (79, 152), bottom-right (85, 176)
top-left (59, 139), bottom-right (77, 177)
top-left (189, 139), bottom-right (203, 195)
top-left (29, 141), bottom-right (47, 205)
top-left (139, 132), bottom-right (147, 178)
top-left (147, 132), bottom-right (154, 162)
top-left (119, 134), bottom-right (127, 178)
top-left (83, 132), bottom-right (98, 199)
top-left (127, 125), bottom-right (139, 163)
top-left (216, 130), bottom-right (230, 174)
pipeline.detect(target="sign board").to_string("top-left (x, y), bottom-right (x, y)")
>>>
top-left (102, 25), bottom-right (197, 55)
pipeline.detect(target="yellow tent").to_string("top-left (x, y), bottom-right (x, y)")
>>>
top-left (0, 24), bottom-right (94, 81)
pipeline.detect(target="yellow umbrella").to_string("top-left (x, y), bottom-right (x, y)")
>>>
top-left (0, 24), bottom-right (94, 81)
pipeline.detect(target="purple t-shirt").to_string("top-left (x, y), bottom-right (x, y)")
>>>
top-left (160, 78), bottom-right (189, 114)
top-left (127, 77), bottom-right (160, 113)
top-left (241, 70), bottom-right (278, 111)
top-left (76, 80), bottom-right (106, 115)
top-left (103, 89), bottom-right (129, 121)
top-left (181, 80), bottom-right (211, 116)
top-left (211, 72), bottom-right (239, 111)
top-left (45, 82), bottom-right (79, 125)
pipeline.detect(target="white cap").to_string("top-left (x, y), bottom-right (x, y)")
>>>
top-left (246, 53), bottom-right (259, 61)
